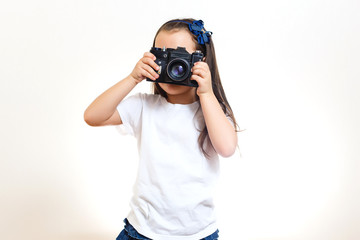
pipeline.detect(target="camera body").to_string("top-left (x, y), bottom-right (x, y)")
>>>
top-left (146, 46), bottom-right (204, 87)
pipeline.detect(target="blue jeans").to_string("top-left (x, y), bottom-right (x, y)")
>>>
top-left (116, 218), bottom-right (219, 240)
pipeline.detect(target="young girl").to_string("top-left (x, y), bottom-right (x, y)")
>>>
top-left (84, 18), bottom-right (238, 240)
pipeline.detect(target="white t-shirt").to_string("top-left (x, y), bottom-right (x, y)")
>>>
top-left (116, 93), bottom-right (220, 240)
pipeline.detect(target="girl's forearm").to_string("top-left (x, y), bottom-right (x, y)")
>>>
top-left (199, 93), bottom-right (238, 157)
top-left (84, 75), bottom-right (138, 126)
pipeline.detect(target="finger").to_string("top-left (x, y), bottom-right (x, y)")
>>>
top-left (142, 57), bottom-right (160, 71)
top-left (193, 62), bottom-right (210, 71)
top-left (143, 52), bottom-right (156, 60)
top-left (141, 63), bottom-right (159, 80)
top-left (191, 74), bottom-right (203, 83)
top-left (192, 68), bottom-right (207, 78)
top-left (194, 61), bottom-right (208, 67)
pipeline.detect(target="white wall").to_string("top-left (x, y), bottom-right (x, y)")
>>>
top-left (1, 0), bottom-right (359, 239)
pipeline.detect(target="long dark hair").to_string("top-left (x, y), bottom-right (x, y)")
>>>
top-left (152, 18), bottom-right (239, 157)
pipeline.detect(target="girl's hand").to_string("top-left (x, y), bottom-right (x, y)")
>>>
top-left (191, 62), bottom-right (213, 96)
top-left (130, 52), bottom-right (159, 84)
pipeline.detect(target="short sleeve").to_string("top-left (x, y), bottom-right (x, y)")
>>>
top-left (116, 93), bottom-right (143, 136)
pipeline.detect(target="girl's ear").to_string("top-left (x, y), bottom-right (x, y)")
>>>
top-left (202, 57), bottom-right (206, 61)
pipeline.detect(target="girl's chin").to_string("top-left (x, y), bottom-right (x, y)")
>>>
top-left (159, 83), bottom-right (193, 95)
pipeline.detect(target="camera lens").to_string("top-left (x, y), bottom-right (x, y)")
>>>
top-left (171, 64), bottom-right (185, 78)
top-left (167, 59), bottom-right (190, 82)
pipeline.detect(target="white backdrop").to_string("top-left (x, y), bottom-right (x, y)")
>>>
top-left (1, 0), bottom-right (359, 239)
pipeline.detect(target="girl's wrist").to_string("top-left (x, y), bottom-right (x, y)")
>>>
top-left (198, 91), bottom-right (216, 102)
top-left (127, 74), bottom-right (141, 85)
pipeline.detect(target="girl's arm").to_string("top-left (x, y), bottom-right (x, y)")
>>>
top-left (199, 93), bottom-right (238, 157)
top-left (84, 52), bottom-right (159, 126)
top-left (84, 76), bottom-right (138, 126)
top-left (191, 62), bottom-right (238, 157)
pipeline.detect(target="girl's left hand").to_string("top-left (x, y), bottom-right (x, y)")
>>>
top-left (191, 62), bottom-right (213, 96)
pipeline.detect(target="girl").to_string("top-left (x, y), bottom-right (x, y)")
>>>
top-left (84, 18), bottom-right (238, 240)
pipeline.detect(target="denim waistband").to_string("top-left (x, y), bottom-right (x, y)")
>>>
top-left (123, 218), bottom-right (219, 240)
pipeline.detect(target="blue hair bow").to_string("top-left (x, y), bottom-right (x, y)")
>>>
top-left (169, 19), bottom-right (213, 45)
top-left (188, 20), bottom-right (213, 45)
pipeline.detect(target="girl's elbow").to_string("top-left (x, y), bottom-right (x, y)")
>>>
top-left (84, 111), bottom-right (99, 126)
top-left (213, 134), bottom-right (238, 157)
top-left (217, 143), bottom-right (237, 158)
top-left (218, 147), bottom-right (236, 158)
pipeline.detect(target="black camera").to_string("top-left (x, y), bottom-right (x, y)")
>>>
top-left (146, 46), bottom-right (204, 87)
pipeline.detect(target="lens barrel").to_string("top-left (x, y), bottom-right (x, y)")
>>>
top-left (167, 58), bottom-right (191, 82)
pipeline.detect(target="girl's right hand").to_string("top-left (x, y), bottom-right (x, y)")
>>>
top-left (130, 52), bottom-right (160, 84)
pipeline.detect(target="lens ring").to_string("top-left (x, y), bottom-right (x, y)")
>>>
top-left (167, 59), bottom-right (191, 82)
top-left (171, 64), bottom-right (185, 77)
